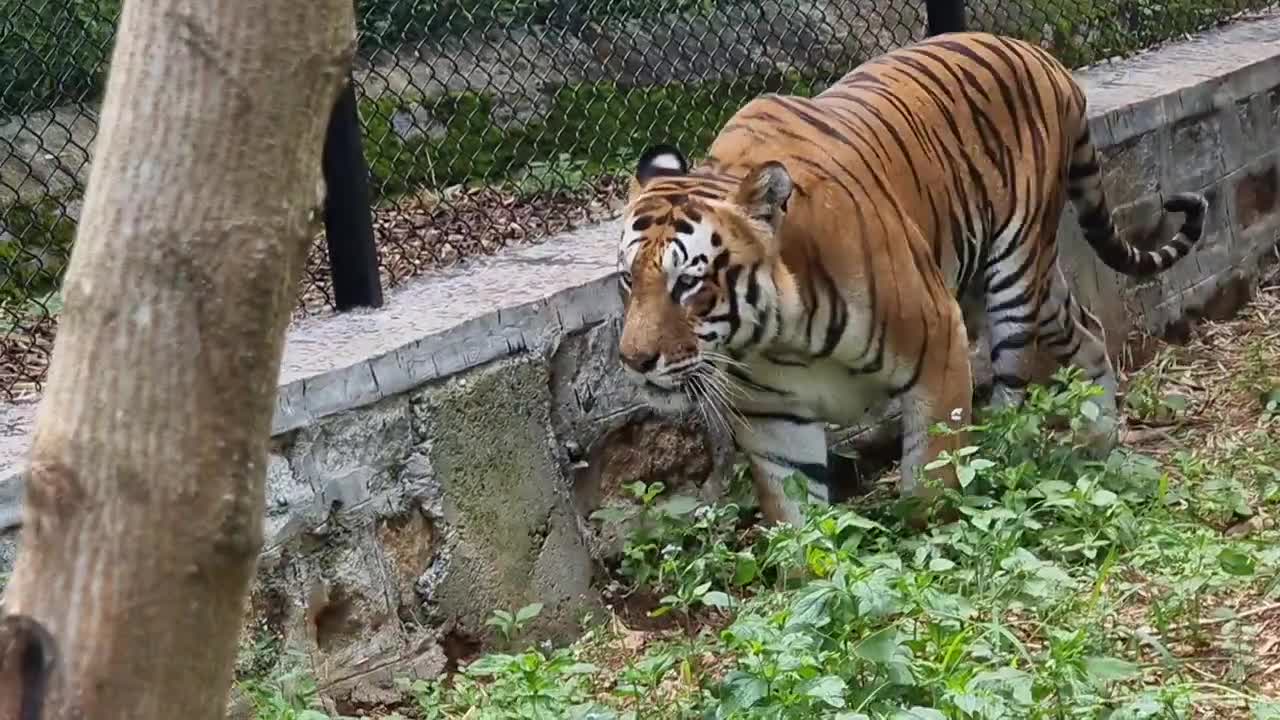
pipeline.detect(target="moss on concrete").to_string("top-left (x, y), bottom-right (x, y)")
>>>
top-left (411, 354), bottom-right (596, 642)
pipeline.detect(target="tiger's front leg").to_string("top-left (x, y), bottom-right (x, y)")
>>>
top-left (735, 415), bottom-right (830, 527)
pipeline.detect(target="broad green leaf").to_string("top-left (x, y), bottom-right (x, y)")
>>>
top-left (854, 625), bottom-right (900, 665)
top-left (950, 692), bottom-right (999, 717)
top-left (929, 557), bottom-right (956, 572)
top-left (802, 675), bottom-right (847, 708)
top-left (1080, 400), bottom-right (1100, 421)
top-left (569, 704), bottom-right (619, 720)
top-left (658, 494), bottom-right (701, 517)
top-left (836, 511), bottom-right (888, 533)
top-left (484, 610), bottom-right (513, 627)
top-left (465, 653), bottom-right (517, 676)
top-left (734, 552), bottom-right (758, 586)
top-left (1083, 655), bottom-right (1141, 681)
top-left (972, 666), bottom-right (1034, 705)
top-left (786, 583), bottom-right (837, 629)
top-left (515, 602), bottom-right (544, 623)
top-left (1089, 488), bottom-right (1119, 507)
top-left (1036, 479), bottom-right (1074, 497)
top-left (719, 671), bottom-right (768, 712)
top-left (1218, 547), bottom-right (1257, 576)
top-left (783, 473), bottom-right (809, 501)
top-left (892, 708), bottom-right (946, 720)
top-left (702, 591), bottom-right (733, 609)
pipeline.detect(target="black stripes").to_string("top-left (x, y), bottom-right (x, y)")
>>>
top-left (757, 452), bottom-right (830, 492)
top-left (742, 410), bottom-right (819, 425)
top-left (1069, 131), bottom-right (1209, 277)
top-left (1067, 160), bottom-right (1099, 180)
top-left (889, 316), bottom-right (929, 399)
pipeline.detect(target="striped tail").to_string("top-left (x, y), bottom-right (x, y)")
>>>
top-left (1066, 127), bottom-right (1209, 277)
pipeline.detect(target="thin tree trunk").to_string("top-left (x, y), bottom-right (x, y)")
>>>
top-left (1, 0), bottom-right (354, 717)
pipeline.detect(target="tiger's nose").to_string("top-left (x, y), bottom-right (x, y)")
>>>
top-left (619, 349), bottom-right (659, 373)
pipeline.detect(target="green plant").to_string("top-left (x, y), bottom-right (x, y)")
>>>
top-left (970, 0), bottom-right (1275, 69)
top-left (406, 645), bottom-right (601, 719)
top-left (486, 602), bottom-right (545, 645)
top-left (388, 355), bottom-right (1280, 718)
top-left (357, 73), bottom-right (827, 204)
top-left (238, 656), bottom-right (338, 720)
top-left (592, 480), bottom-right (751, 602)
top-left (235, 628), bottom-right (283, 683)
top-left (355, 0), bottom-right (732, 55)
top-left (0, 199), bottom-right (78, 320)
top-left (1124, 357), bottom-right (1190, 425)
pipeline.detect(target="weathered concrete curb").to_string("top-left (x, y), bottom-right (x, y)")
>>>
top-left (1, 11), bottom-right (1279, 708)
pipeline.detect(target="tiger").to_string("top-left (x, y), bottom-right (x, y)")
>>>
top-left (614, 31), bottom-right (1209, 528)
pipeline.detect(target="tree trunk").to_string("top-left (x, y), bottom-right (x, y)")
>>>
top-left (0, 0), bottom-right (355, 717)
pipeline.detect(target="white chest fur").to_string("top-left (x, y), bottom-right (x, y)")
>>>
top-left (729, 355), bottom-right (894, 427)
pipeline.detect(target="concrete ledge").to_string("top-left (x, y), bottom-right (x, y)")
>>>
top-left (1, 11), bottom-right (1280, 707)
top-left (273, 221), bottom-right (622, 435)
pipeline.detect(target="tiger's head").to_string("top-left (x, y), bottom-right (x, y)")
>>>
top-left (615, 144), bottom-right (795, 407)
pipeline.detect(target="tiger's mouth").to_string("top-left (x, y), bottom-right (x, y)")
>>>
top-left (633, 378), bottom-right (696, 414)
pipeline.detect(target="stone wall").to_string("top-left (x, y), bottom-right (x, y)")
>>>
top-left (1058, 18), bottom-right (1280, 355)
top-left (0, 11), bottom-right (1278, 711)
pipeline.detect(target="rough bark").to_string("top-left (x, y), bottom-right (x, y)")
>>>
top-left (0, 0), bottom-right (355, 717)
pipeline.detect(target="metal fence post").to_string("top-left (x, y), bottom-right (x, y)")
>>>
top-left (321, 76), bottom-right (384, 311)
top-left (925, 0), bottom-right (966, 35)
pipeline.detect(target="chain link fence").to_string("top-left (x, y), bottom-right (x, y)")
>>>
top-left (0, 0), bottom-right (1272, 399)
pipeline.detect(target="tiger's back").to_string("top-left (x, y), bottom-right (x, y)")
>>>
top-left (614, 32), bottom-right (1208, 527)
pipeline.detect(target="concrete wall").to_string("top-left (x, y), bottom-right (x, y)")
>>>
top-left (1060, 17), bottom-right (1280, 354)
top-left (0, 11), bottom-right (1279, 709)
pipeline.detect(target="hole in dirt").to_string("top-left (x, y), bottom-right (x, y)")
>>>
top-left (442, 628), bottom-right (482, 674)
top-left (313, 586), bottom-right (360, 652)
top-left (602, 588), bottom-right (730, 635)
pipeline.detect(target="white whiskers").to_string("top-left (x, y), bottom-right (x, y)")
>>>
top-left (684, 362), bottom-right (749, 436)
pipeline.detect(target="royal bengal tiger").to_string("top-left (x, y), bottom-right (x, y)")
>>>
top-left (614, 31), bottom-right (1208, 527)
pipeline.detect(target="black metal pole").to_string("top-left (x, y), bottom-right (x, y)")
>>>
top-left (925, 0), bottom-right (966, 35)
top-left (321, 77), bottom-right (384, 311)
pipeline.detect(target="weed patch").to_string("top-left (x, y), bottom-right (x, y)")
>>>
top-left (240, 286), bottom-right (1280, 718)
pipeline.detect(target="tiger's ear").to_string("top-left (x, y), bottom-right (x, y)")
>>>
top-left (632, 145), bottom-right (689, 191)
top-left (734, 160), bottom-right (793, 232)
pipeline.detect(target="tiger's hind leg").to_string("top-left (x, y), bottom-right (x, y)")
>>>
top-left (1040, 266), bottom-right (1121, 455)
top-left (736, 416), bottom-right (831, 527)
top-left (981, 221), bottom-right (1052, 414)
top-left (983, 211), bottom-right (1075, 415)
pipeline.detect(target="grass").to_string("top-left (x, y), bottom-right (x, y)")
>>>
top-left (239, 280), bottom-right (1280, 719)
top-left (358, 74), bottom-right (828, 202)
